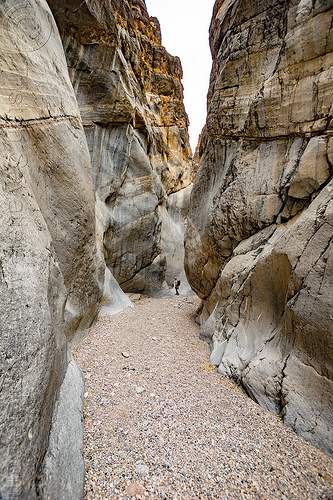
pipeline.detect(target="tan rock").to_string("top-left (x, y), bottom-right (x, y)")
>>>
top-left (124, 482), bottom-right (146, 496)
top-left (287, 137), bottom-right (330, 199)
top-left (48, 0), bottom-right (193, 296)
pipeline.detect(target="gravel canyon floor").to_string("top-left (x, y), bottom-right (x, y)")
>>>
top-left (73, 296), bottom-right (333, 499)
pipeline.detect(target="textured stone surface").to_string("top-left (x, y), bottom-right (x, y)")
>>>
top-left (37, 358), bottom-right (85, 500)
top-left (0, 1), bottom-right (102, 496)
top-left (48, 0), bottom-right (193, 296)
top-left (185, 0), bottom-right (333, 455)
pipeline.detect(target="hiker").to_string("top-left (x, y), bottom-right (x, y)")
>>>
top-left (174, 277), bottom-right (180, 295)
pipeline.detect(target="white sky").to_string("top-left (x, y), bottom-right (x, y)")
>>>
top-left (144, 0), bottom-right (215, 152)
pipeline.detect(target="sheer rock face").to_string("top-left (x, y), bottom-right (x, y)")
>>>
top-left (0, 1), bottom-right (102, 497)
top-left (48, 0), bottom-right (193, 295)
top-left (185, 0), bottom-right (333, 455)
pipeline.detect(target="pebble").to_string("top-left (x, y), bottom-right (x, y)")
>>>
top-left (124, 482), bottom-right (146, 496)
top-left (135, 464), bottom-right (149, 475)
top-left (135, 386), bottom-right (146, 394)
top-left (73, 296), bottom-right (333, 500)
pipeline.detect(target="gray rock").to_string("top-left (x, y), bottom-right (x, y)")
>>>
top-left (135, 387), bottom-right (146, 395)
top-left (37, 358), bottom-right (85, 500)
top-left (135, 464), bottom-right (149, 475)
top-left (47, 0), bottom-right (194, 297)
top-left (185, 0), bottom-right (333, 456)
top-left (0, 0), bottom-right (107, 496)
top-left (97, 246), bottom-right (133, 318)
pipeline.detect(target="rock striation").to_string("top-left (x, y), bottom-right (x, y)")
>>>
top-left (48, 0), bottom-right (194, 296)
top-left (0, 0), bottom-right (192, 496)
top-left (185, 0), bottom-right (333, 455)
top-left (0, 1), bottom-right (107, 497)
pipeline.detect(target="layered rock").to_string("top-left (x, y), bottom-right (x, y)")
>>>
top-left (0, 1), bottom-right (104, 496)
top-left (0, 0), bottom-right (192, 495)
top-left (48, 0), bottom-right (193, 296)
top-left (185, 0), bottom-right (333, 455)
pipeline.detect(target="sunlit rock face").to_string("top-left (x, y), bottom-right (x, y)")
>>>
top-left (48, 0), bottom-right (193, 296)
top-left (0, 1), bottom-right (102, 497)
top-left (185, 0), bottom-right (333, 455)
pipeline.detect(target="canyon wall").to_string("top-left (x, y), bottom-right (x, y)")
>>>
top-left (48, 0), bottom-right (193, 297)
top-left (185, 0), bottom-right (333, 455)
top-left (0, 1), bottom-right (192, 496)
top-left (0, 0), bottom-right (111, 497)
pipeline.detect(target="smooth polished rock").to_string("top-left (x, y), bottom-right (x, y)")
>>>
top-left (0, 1), bottom-right (101, 496)
top-left (185, 0), bottom-right (333, 456)
top-left (37, 358), bottom-right (85, 500)
top-left (48, 0), bottom-right (193, 296)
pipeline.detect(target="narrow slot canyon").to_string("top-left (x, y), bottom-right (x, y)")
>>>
top-left (0, 0), bottom-right (332, 498)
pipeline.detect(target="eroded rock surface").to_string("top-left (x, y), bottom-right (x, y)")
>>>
top-left (185, 0), bottom-right (333, 455)
top-left (0, 1), bottom-right (103, 496)
top-left (48, 0), bottom-right (193, 296)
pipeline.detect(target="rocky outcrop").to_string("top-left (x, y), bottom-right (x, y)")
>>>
top-left (185, 0), bottom-right (333, 455)
top-left (0, 0), bottom-right (105, 496)
top-left (48, 0), bottom-right (193, 296)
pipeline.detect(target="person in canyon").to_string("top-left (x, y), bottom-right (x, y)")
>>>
top-left (174, 277), bottom-right (180, 295)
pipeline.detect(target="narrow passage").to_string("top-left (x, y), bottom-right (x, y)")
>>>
top-left (73, 296), bottom-right (333, 499)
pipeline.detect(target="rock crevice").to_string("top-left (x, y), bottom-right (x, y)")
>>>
top-left (48, 0), bottom-right (194, 296)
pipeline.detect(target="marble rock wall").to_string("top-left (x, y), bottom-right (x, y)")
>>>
top-left (48, 0), bottom-right (194, 296)
top-left (185, 0), bottom-right (333, 456)
top-left (0, 1), bottom-right (103, 497)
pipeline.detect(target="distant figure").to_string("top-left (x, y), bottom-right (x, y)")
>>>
top-left (174, 277), bottom-right (180, 295)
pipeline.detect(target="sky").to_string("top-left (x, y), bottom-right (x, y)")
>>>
top-left (144, 0), bottom-right (216, 152)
